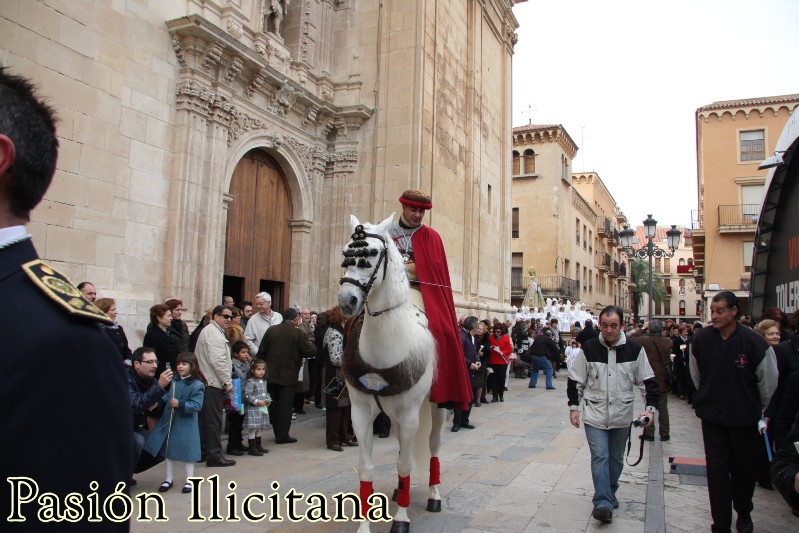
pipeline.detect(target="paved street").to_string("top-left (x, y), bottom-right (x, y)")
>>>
top-left (130, 374), bottom-right (795, 532)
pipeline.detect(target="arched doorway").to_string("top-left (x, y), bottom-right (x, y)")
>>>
top-left (223, 149), bottom-right (292, 312)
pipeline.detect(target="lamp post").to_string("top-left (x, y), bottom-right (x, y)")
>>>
top-left (619, 215), bottom-right (681, 324)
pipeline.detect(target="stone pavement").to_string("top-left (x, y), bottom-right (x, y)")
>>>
top-left (662, 396), bottom-right (795, 532)
top-left (129, 374), bottom-right (796, 532)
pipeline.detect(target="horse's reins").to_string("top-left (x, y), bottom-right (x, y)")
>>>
top-left (339, 225), bottom-right (408, 317)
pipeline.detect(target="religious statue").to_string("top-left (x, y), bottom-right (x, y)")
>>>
top-left (522, 266), bottom-right (543, 310)
top-left (264, 0), bottom-right (290, 36)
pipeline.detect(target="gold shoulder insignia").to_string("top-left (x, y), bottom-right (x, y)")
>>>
top-left (22, 260), bottom-right (113, 324)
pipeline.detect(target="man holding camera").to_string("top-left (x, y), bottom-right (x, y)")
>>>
top-left (567, 305), bottom-right (659, 524)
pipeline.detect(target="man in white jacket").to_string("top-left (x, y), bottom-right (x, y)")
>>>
top-left (567, 305), bottom-right (660, 524)
top-left (196, 305), bottom-right (235, 467)
top-left (244, 291), bottom-right (283, 356)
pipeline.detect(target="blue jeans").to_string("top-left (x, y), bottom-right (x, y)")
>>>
top-left (528, 355), bottom-right (553, 388)
top-left (584, 424), bottom-right (629, 511)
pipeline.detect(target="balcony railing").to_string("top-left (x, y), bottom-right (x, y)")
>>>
top-left (609, 260), bottom-right (620, 278)
top-left (597, 217), bottom-right (611, 237)
top-left (691, 209), bottom-right (703, 230)
top-left (595, 253), bottom-right (610, 271)
top-left (718, 204), bottom-right (759, 230)
top-left (511, 275), bottom-right (580, 300)
top-left (676, 264), bottom-right (696, 275)
top-left (609, 227), bottom-right (619, 245)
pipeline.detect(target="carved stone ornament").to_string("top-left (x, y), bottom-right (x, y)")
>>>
top-left (285, 136), bottom-right (338, 178)
top-left (201, 41), bottom-right (225, 70)
top-left (272, 84), bottom-right (297, 117)
top-left (226, 19), bottom-right (244, 39)
top-left (224, 56), bottom-right (244, 83)
top-left (246, 68), bottom-right (269, 97)
top-left (175, 80), bottom-right (276, 145)
top-left (171, 35), bottom-right (187, 66)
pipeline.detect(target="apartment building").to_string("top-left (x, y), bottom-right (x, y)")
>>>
top-left (693, 94), bottom-right (799, 316)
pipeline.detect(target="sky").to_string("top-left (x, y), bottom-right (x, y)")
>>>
top-left (511, 0), bottom-right (799, 231)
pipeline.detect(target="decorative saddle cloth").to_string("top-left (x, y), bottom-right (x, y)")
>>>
top-left (342, 314), bottom-right (427, 397)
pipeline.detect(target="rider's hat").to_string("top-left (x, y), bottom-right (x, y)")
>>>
top-left (399, 189), bottom-right (432, 209)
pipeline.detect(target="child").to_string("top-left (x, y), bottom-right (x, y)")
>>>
top-left (144, 352), bottom-right (206, 494)
top-left (227, 341), bottom-right (251, 456)
top-left (243, 359), bottom-right (272, 456)
top-left (565, 340), bottom-right (580, 374)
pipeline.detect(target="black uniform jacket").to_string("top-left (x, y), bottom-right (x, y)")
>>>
top-left (0, 239), bottom-right (132, 531)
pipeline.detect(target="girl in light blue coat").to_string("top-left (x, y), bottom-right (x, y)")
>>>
top-left (144, 352), bottom-right (206, 494)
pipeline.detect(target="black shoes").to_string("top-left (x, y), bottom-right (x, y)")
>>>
top-left (592, 506), bottom-right (613, 523)
top-left (275, 437), bottom-right (298, 444)
top-left (451, 426), bottom-right (460, 432)
top-left (735, 514), bottom-right (753, 533)
top-left (206, 457), bottom-right (236, 467)
top-left (611, 495), bottom-right (619, 509)
top-left (460, 423), bottom-right (475, 429)
top-left (378, 432), bottom-right (390, 438)
top-left (226, 446), bottom-right (245, 456)
top-left (546, 387), bottom-right (556, 390)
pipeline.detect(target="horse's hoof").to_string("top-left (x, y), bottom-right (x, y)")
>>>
top-left (426, 498), bottom-right (441, 512)
top-left (389, 521), bottom-right (410, 533)
top-left (392, 488), bottom-right (398, 502)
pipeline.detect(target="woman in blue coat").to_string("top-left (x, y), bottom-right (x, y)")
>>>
top-left (144, 352), bottom-right (206, 493)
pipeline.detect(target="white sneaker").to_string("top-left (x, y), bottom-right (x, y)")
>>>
top-left (291, 413), bottom-right (297, 420)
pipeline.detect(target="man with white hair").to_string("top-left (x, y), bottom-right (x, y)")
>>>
top-left (244, 292), bottom-right (283, 356)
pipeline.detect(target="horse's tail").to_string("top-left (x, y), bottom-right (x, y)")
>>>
top-left (412, 400), bottom-right (434, 477)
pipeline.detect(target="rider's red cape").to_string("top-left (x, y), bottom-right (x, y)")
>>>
top-left (412, 225), bottom-right (473, 410)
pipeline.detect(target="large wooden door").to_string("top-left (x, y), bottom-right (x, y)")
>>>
top-left (224, 150), bottom-right (292, 311)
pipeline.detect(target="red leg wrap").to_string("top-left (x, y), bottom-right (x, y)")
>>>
top-left (397, 475), bottom-right (411, 508)
top-left (360, 480), bottom-right (373, 518)
top-left (429, 456), bottom-right (441, 486)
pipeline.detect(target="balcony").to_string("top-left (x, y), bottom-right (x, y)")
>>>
top-left (619, 263), bottom-right (627, 278)
top-left (718, 204), bottom-right (759, 233)
top-left (609, 259), bottom-right (620, 278)
top-left (597, 217), bottom-right (611, 237)
top-left (595, 253), bottom-right (610, 272)
top-left (608, 227), bottom-right (619, 245)
top-left (691, 209), bottom-right (703, 230)
top-left (511, 275), bottom-right (580, 301)
top-left (677, 264), bottom-right (696, 275)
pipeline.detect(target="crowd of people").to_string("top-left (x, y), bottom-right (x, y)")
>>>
top-left (3, 67), bottom-right (798, 529)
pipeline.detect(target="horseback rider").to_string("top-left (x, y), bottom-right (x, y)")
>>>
top-left (387, 189), bottom-right (473, 411)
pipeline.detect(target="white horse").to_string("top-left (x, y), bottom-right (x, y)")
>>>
top-left (338, 214), bottom-right (446, 533)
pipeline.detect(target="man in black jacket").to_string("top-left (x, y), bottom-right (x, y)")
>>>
top-left (575, 319), bottom-right (599, 345)
top-left (690, 291), bottom-right (778, 533)
top-left (771, 410), bottom-right (799, 517)
top-left (258, 308), bottom-right (317, 443)
top-left (527, 329), bottom-right (558, 389)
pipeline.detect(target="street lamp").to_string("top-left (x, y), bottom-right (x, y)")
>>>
top-left (619, 215), bottom-right (681, 324)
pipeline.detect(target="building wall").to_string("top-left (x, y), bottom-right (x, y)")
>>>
top-left (1, 0), bottom-right (523, 344)
top-left (572, 172), bottom-right (631, 316)
top-left (694, 96), bottom-right (799, 312)
top-left (636, 228), bottom-right (700, 323)
top-left (510, 125), bottom-right (577, 308)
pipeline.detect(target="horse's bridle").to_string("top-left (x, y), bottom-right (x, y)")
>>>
top-left (339, 225), bottom-right (405, 317)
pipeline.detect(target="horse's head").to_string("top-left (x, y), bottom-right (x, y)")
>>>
top-left (338, 213), bottom-right (399, 316)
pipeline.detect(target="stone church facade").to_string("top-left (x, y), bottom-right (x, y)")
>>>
top-left (1, 0), bottom-right (523, 342)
